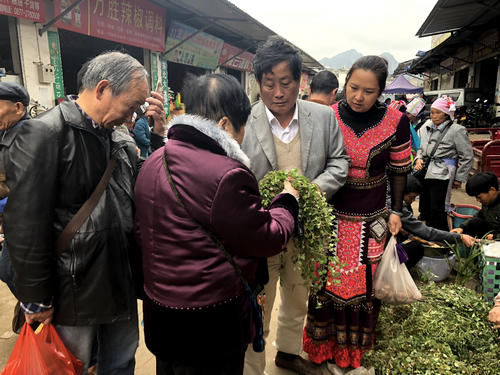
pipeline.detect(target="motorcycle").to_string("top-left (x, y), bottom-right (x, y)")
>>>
top-left (460, 98), bottom-right (494, 128)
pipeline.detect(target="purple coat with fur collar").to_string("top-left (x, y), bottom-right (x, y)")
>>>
top-left (134, 115), bottom-right (297, 361)
top-left (135, 115), bottom-right (296, 309)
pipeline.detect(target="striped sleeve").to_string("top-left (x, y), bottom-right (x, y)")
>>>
top-left (387, 114), bottom-right (412, 173)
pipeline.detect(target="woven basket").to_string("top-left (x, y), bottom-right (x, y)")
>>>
top-left (480, 252), bottom-right (500, 304)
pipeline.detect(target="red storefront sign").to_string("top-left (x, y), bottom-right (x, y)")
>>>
top-left (0, 0), bottom-right (45, 22)
top-left (53, 0), bottom-right (166, 52)
top-left (218, 43), bottom-right (254, 72)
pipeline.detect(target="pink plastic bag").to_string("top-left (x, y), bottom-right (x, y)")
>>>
top-left (1, 322), bottom-right (82, 375)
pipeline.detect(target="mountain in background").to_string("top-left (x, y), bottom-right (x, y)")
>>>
top-left (379, 52), bottom-right (399, 76)
top-left (320, 49), bottom-right (363, 70)
top-left (320, 50), bottom-right (399, 75)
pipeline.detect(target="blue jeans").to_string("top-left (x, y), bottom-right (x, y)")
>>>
top-left (54, 311), bottom-right (139, 375)
top-left (0, 241), bottom-right (16, 297)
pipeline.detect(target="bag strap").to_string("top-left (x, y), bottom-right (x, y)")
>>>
top-left (426, 122), bottom-right (452, 160)
top-left (53, 151), bottom-right (119, 260)
top-left (161, 150), bottom-right (251, 291)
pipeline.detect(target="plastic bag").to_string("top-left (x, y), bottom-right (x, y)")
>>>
top-left (373, 235), bottom-right (422, 305)
top-left (1, 322), bottom-right (82, 375)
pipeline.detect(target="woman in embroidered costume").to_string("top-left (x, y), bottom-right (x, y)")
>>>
top-left (303, 56), bottom-right (412, 373)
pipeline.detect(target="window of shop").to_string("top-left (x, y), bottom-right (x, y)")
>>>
top-left (454, 68), bottom-right (469, 88)
top-left (58, 29), bottom-right (144, 96)
top-left (226, 68), bottom-right (243, 85)
top-left (0, 15), bottom-right (13, 74)
top-left (167, 61), bottom-right (207, 96)
top-left (0, 15), bottom-right (21, 80)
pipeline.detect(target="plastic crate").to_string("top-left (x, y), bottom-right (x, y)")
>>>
top-left (480, 252), bottom-right (500, 304)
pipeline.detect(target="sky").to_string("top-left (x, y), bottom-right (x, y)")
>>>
top-left (229, 0), bottom-right (440, 64)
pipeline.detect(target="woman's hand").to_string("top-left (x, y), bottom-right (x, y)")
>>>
top-left (283, 180), bottom-right (300, 199)
top-left (489, 305), bottom-right (500, 329)
top-left (452, 180), bottom-right (462, 189)
top-left (414, 158), bottom-right (424, 171)
top-left (388, 213), bottom-right (402, 236)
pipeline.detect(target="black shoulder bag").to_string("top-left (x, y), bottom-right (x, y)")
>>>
top-left (413, 122), bottom-right (452, 181)
top-left (162, 150), bottom-right (265, 353)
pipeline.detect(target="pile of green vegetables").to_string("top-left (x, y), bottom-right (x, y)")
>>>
top-left (363, 282), bottom-right (500, 374)
top-left (259, 169), bottom-right (339, 294)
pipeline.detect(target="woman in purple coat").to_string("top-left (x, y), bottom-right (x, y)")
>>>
top-left (134, 73), bottom-right (299, 375)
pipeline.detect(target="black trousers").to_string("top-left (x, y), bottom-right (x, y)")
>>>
top-left (156, 351), bottom-right (245, 375)
top-left (402, 241), bottom-right (425, 270)
top-left (419, 178), bottom-right (449, 231)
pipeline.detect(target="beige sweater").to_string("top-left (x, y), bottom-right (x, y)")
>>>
top-left (273, 133), bottom-right (302, 175)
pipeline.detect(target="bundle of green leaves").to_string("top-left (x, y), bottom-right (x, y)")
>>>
top-left (363, 282), bottom-right (500, 374)
top-left (259, 169), bottom-right (339, 294)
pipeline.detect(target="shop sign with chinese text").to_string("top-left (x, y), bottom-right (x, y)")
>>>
top-left (163, 20), bottom-right (224, 70)
top-left (218, 43), bottom-right (254, 72)
top-left (0, 0), bottom-right (45, 22)
top-left (48, 31), bottom-right (65, 101)
top-left (53, 0), bottom-right (166, 52)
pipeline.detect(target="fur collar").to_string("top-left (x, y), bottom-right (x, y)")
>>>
top-left (169, 114), bottom-right (251, 168)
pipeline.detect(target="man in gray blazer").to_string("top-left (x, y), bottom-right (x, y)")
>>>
top-left (242, 36), bottom-right (349, 375)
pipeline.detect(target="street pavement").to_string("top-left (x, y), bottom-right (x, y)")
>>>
top-left (0, 187), bottom-right (482, 374)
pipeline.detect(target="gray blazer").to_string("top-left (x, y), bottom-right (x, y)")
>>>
top-left (242, 99), bottom-right (350, 199)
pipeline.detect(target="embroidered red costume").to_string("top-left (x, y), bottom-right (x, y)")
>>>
top-left (303, 100), bottom-right (412, 368)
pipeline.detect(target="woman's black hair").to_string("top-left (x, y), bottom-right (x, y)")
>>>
top-left (465, 172), bottom-right (499, 196)
top-left (182, 73), bottom-right (251, 131)
top-left (253, 35), bottom-right (303, 84)
top-left (406, 175), bottom-right (423, 195)
top-left (344, 56), bottom-right (389, 96)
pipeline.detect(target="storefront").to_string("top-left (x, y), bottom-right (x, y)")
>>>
top-left (58, 29), bottom-right (145, 95)
top-left (51, 0), bottom-right (166, 102)
top-left (0, 0), bottom-right (45, 85)
top-left (161, 20), bottom-right (223, 97)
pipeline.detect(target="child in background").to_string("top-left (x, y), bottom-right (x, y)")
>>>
top-left (451, 172), bottom-right (500, 240)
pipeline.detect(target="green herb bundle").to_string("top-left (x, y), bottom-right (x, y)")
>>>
top-left (363, 282), bottom-right (500, 374)
top-left (259, 169), bottom-right (339, 294)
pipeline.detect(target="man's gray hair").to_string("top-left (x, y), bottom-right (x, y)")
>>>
top-left (81, 51), bottom-right (149, 97)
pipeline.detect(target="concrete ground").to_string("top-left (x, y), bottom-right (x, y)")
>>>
top-left (0, 129), bottom-right (489, 373)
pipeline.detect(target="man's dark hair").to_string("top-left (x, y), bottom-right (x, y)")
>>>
top-left (253, 35), bottom-right (303, 84)
top-left (310, 71), bottom-right (339, 95)
top-left (466, 172), bottom-right (499, 196)
top-left (301, 95), bottom-right (309, 100)
top-left (406, 175), bottom-right (423, 195)
top-left (345, 55), bottom-right (389, 96)
top-left (77, 60), bottom-right (91, 94)
top-left (182, 73), bottom-right (251, 131)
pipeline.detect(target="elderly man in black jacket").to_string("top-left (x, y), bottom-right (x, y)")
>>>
top-left (0, 82), bottom-right (31, 298)
top-left (4, 51), bottom-right (166, 374)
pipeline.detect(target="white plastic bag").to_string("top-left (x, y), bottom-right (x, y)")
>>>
top-left (373, 235), bottom-right (421, 305)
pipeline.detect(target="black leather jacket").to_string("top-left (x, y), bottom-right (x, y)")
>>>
top-left (4, 98), bottom-right (143, 326)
